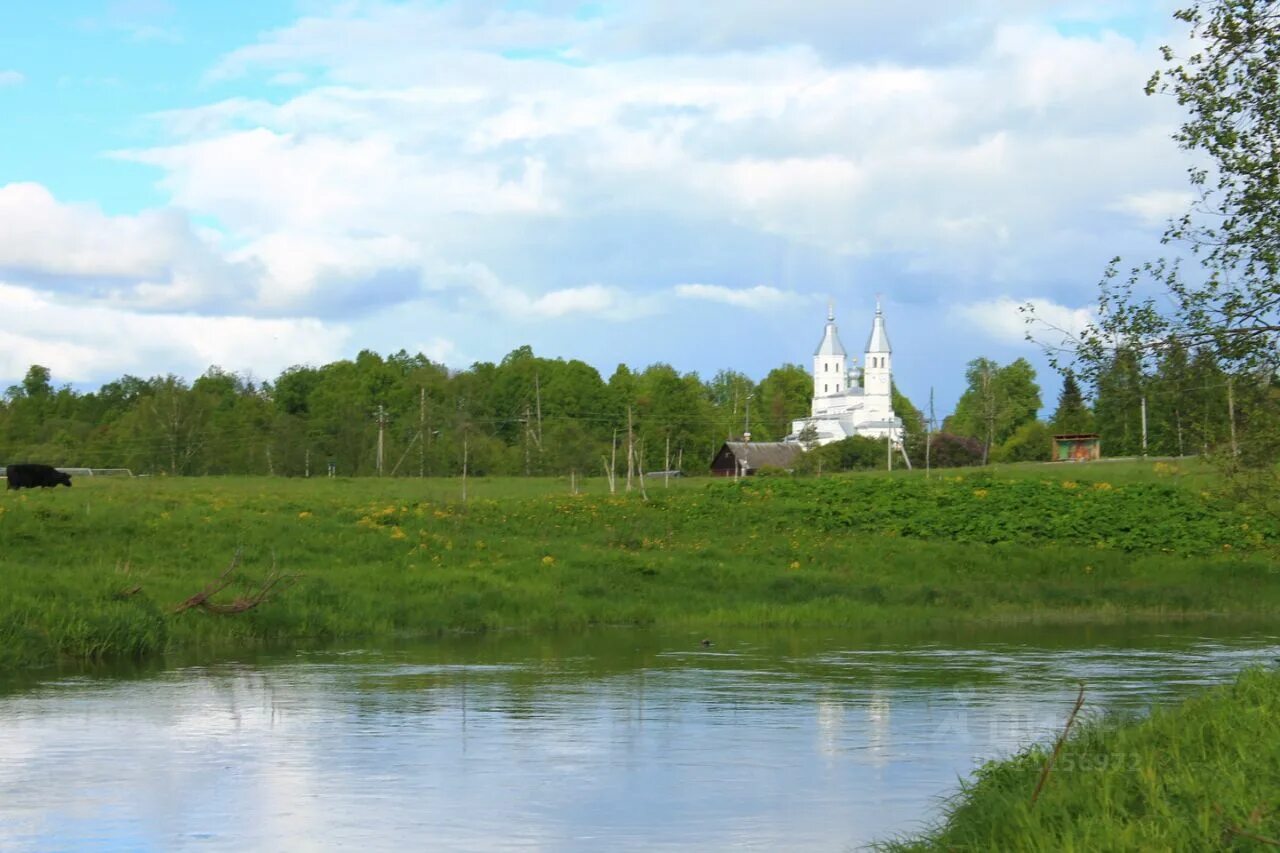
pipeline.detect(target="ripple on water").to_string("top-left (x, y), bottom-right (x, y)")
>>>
top-left (0, 627), bottom-right (1276, 852)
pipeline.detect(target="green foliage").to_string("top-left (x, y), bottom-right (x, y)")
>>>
top-left (947, 358), bottom-right (1042, 462)
top-left (880, 668), bottom-right (1280, 851)
top-left (731, 472), bottom-right (1275, 554)
top-left (992, 420), bottom-right (1053, 463)
top-left (756, 364), bottom-right (812, 441)
top-left (795, 436), bottom-right (886, 473)
top-left (1045, 1), bottom-right (1280, 465)
top-left (927, 433), bottom-right (984, 468)
top-left (892, 382), bottom-right (928, 460)
top-left (0, 466), bottom-right (1275, 672)
top-left (1049, 370), bottom-right (1093, 434)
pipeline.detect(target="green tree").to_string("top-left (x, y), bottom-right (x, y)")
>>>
top-left (1048, 1), bottom-right (1280, 466)
top-left (993, 420), bottom-right (1054, 463)
top-left (892, 382), bottom-right (926, 461)
top-left (1049, 370), bottom-right (1094, 435)
top-left (947, 358), bottom-right (1042, 463)
top-left (755, 364), bottom-right (811, 441)
top-left (1093, 349), bottom-right (1146, 457)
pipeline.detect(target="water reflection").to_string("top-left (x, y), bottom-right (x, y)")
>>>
top-left (0, 624), bottom-right (1276, 851)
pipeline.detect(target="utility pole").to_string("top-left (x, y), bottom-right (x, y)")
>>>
top-left (926, 386), bottom-right (935, 478)
top-left (1227, 378), bottom-right (1239, 457)
top-left (664, 434), bottom-right (672, 487)
top-left (305, 447), bottom-right (311, 479)
top-left (1140, 395), bottom-right (1148, 457)
top-left (419, 387), bottom-right (426, 478)
top-left (534, 372), bottom-right (543, 449)
top-left (524, 403), bottom-right (533, 476)
top-left (886, 433), bottom-right (892, 471)
top-left (636, 440), bottom-right (649, 500)
top-left (376, 404), bottom-right (387, 476)
top-left (608, 428), bottom-right (618, 494)
top-left (626, 406), bottom-right (634, 492)
top-left (461, 430), bottom-right (469, 503)
top-left (744, 393), bottom-right (752, 439)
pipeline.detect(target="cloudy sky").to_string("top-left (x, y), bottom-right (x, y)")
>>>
top-left (0, 0), bottom-right (1192, 414)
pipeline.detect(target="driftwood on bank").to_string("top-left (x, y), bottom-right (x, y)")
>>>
top-left (173, 549), bottom-right (299, 615)
top-left (1030, 681), bottom-right (1087, 807)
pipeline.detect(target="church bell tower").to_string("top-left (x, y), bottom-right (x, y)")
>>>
top-left (811, 302), bottom-right (848, 411)
top-left (862, 298), bottom-right (892, 400)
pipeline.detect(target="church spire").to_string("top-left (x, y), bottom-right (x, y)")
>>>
top-left (814, 303), bottom-right (846, 357)
top-left (865, 298), bottom-right (891, 354)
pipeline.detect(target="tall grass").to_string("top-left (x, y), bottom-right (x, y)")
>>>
top-left (878, 667), bottom-right (1280, 850)
top-left (0, 465), bottom-right (1275, 671)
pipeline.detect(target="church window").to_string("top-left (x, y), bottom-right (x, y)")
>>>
top-left (836, 384), bottom-right (840, 392)
top-left (824, 384), bottom-right (828, 393)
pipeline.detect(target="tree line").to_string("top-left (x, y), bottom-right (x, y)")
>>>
top-left (0, 348), bottom-right (813, 477)
top-left (3, 338), bottom-right (1272, 478)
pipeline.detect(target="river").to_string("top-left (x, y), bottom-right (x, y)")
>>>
top-left (1, 623), bottom-right (1276, 851)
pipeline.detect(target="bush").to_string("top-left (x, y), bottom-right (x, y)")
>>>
top-left (993, 420), bottom-right (1054, 463)
top-left (794, 436), bottom-right (883, 474)
top-left (927, 433), bottom-right (984, 467)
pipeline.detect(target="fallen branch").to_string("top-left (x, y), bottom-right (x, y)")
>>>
top-left (1224, 825), bottom-right (1280, 847)
top-left (1215, 803), bottom-right (1280, 847)
top-left (1031, 681), bottom-right (1087, 807)
top-left (173, 549), bottom-right (299, 615)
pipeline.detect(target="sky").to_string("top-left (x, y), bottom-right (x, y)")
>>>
top-left (0, 0), bottom-right (1194, 415)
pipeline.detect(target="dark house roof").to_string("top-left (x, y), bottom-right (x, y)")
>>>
top-left (710, 441), bottom-right (805, 474)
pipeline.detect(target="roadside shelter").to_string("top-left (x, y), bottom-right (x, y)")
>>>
top-left (1052, 433), bottom-right (1101, 462)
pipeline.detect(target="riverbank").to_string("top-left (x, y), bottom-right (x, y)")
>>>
top-left (878, 666), bottom-right (1280, 850)
top-left (1, 467), bottom-right (1276, 670)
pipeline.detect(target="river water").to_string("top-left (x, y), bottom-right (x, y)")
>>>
top-left (1, 623), bottom-right (1276, 851)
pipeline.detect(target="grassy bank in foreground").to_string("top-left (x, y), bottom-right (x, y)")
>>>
top-left (879, 667), bottom-right (1280, 851)
top-left (0, 466), bottom-right (1276, 670)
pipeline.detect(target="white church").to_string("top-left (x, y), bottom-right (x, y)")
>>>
top-left (784, 300), bottom-right (903, 446)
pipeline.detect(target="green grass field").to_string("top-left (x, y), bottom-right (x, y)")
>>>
top-left (1, 459), bottom-right (1276, 671)
top-left (879, 666), bottom-right (1280, 851)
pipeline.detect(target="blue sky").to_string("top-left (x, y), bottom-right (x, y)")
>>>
top-left (1, 0), bottom-right (1191, 415)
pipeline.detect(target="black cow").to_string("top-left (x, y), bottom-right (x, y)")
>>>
top-left (6, 463), bottom-right (72, 490)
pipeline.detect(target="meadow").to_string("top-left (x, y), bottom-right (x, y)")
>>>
top-left (879, 666), bottom-right (1280, 850)
top-left (1, 459), bottom-right (1277, 671)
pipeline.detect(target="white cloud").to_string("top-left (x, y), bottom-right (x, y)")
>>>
top-left (2, 1), bottom-right (1199, 403)
top-left (0, 182), bottom-right (217, 282)
top-left (957, 296), bottom-right (1095, 347)
top-left (0, 282), bottom-right (348, 384)
top-left (1109, 189), bottom-right (1195, 227)
top-left (414, 337), bottom-right (460, 367)
top-left (0, 70), bottom-right (24, 87)
top-left (675, 284), bottom-right (796, 311)
top-left (128, 10), bottom-right (1187, 289)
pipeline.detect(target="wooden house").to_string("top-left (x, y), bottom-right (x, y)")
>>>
top-left (710, 441), bottom-right (805, 477)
